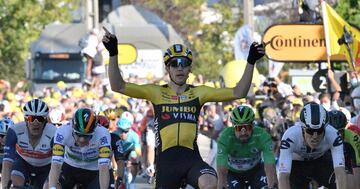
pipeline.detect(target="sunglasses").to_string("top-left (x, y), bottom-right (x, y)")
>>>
top-left (168, 57), bottom-right (191, 68)
top-left (26, 115), bottom-right (47, 123)
top-left (118, 129), bottom-right (129, 134)
top-left (0, 135), bottom-right (6, 139)
top-left (73, 130), bottom-right (93, 140)
top-left (304, 127), bottom-right (325, 135)
top-left (234, 124), bottom-right (253, 132)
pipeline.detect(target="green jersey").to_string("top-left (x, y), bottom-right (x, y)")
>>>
top-left (344, 129), bottom-right (360, 168)
top-left (217, 126), bottom-right (275, 173)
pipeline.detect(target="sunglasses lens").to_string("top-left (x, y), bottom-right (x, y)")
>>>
top-left (169, 58), bottom-right (191, 67)
top-left (305, 127), bottom-right (324, 135)
top-left (27, 116), bottom-right (46, 122)
top-left (234, 124), bottom-right (252, 132)
top-left (119, 129), bottom-right (129, 134)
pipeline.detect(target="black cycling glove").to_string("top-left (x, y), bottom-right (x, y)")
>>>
top-left (247, 42), bottom-right (264, 65)
top-left (103, 34), bottom-right (118, 57)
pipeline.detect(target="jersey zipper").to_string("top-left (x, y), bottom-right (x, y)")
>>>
top-left (177, 95), bottom-right (180, 146)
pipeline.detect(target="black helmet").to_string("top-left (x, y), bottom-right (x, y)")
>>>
top-left (300, 103), bottom-right (328, 129)
top-left (73, 108), bottom-right (97, 134)
top-left (328, 110), bottom-right (348, 130)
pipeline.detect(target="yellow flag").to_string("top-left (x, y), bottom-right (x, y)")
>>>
top-left (322, 1), bottom-right (360, 69)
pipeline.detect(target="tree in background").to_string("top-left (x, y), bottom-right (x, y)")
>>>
top-left (0, 0), bottom-right (80, 86)
top-left (336, 0), bottom-right (360, 27)
top-left (133, 0), bottom-right (242, 80)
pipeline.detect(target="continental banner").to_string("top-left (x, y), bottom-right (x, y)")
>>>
top-left (263, 24), bottom-right (346, 62)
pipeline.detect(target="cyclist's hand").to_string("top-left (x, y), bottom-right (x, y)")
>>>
top-left (102, 26), bottom-right (118, 56)
top-left (146, 164), bottom-right (155, 176)
top-left (247, 42), bottom-right (265, 65)
top-left (115, 177), bottom-right (124, 189)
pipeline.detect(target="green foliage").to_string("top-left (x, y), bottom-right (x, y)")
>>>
top-left (139, 0), bottom-right (241, 80)
top-left (0, 0), bottom-right (80, 85)
top-left (336, 0), bottom-right (360, 27)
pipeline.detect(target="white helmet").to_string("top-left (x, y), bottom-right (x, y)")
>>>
top-left (49, 108), bottom-right (65, 125)
top-left (300, 103), bottom-right (328, 129)
top-left (0, 117), bottom-right (14, 135)
top-left (23, 99), bottom-right (49, 117)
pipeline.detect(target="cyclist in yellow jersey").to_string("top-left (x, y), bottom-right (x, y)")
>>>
top-left (102, 27), bottom-right (265, 189)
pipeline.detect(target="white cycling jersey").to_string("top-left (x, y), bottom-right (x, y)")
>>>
top-left (279, 124), bottom-right (345, 173)
top-left (4, 122), bottom-right (56, 167)
top-left (52, 122), bottom-right (111, 171)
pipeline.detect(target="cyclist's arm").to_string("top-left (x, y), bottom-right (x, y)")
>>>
top-left (261, 131), bottom-right (277, 188)
top-left (233, 63), bottom-right (255, 98)
top-left (99, 163), bottom-right (110, 189)
top-left (334, 167), bottom-right (347, 189)
top-left (48, 163), bottom-right (62, 188)
top-left (216, 130), bottom-right (230, 189)
top-left (278, 135), bottom-right (294, 189)
top-left (330, 130), bottom-right (346, 189)
top-left (98, 131), bottom-right (111, 189)
top-left (108, 53), bottom-right (126, 93)
top-left (2, 128), bottom-right (17, 189)
top-left (216, 166), bottom-right (228, 189)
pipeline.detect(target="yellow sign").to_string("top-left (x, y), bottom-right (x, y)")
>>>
top-left (263, 24), bottom-right (346, 62)
top-left (103, 44), bottom-right (137, 65)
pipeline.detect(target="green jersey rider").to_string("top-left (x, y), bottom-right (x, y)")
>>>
top-left (102, 27), bottom-right (265, 189)
top-left (328, 110), bottom-right (360, 189)
top-left (217, 105), bottom-right (278, 189)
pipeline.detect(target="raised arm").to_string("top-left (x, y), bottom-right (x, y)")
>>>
top-left (102, 27), bottom-right (126, 93)
top-left (233, 42), bottom-right (265, 98)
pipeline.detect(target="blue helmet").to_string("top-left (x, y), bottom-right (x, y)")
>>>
top-left (0, 117), bottom-right (14, 135)
top-left (116, 111), bottom-right (134, 131)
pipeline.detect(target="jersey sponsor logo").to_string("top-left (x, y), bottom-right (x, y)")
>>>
top-left (173, 113), bottom-right (196, 121)
top-left (56, 134), bottom-right (64, 143)
top-left (99, 146), bottom-right (111, 158)
top-left (218, 148), bottom-right (223, 154)
top-left (53, 144), bottom-right (65, 156)
top-left (100, 136), bottom-right (108, 145)
top-left (153, 118), bottom-right (160, 148)
top-left (333, 136), bottom-right (343, 147)
top-left (280, 138), bottom-right (294, 149)
top-left (161, 113), bottom-right (171, 120)
top-left (161, 105), bottom-right (197, 113)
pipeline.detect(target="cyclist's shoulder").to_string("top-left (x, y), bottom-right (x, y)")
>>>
top-left (344, 128), bottom-right (360, 144)
top-left (44, 123), bottom-right (57, 133)
top-left (252, 126), bottom-right (272, 140)
top-left (10, 121), bottom-right (26, 132)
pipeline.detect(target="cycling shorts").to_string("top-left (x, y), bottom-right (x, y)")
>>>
top-left (290, 152), bottom-right (336, 189)
top-left (59, 162), bottom-right (114, 189)
top-left (11, 155), bottom-right (50, 188)
top-left (227, 163), bottom-right (267, 189)
top-left (155, 148), bottom-right (217, 189)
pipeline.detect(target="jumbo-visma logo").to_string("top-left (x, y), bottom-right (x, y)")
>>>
top-left (161, 105), bottom-right (197, 121)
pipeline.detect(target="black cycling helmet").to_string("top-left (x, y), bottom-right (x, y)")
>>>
top-left (300, 103), bottom-right (328, 129)
top-left (328, 110), bottom-right (348, 130)
top-left (73, 108), bottom-right (97, 134)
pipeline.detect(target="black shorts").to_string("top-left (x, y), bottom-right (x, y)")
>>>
top-left (227, 163), bottom-right (267, 189)
top-left (155, 147), bottom-right (217, 189)
top-left (59, 163), bottom-right (114, 189)
top-left (290, 153), bottom-right (336, 189)
top-left (11, 156), bottom-right (50, 188)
